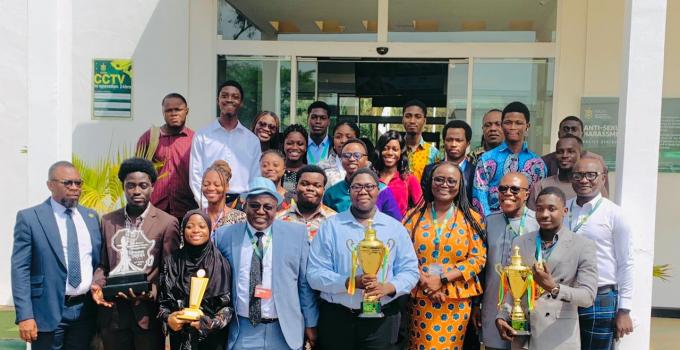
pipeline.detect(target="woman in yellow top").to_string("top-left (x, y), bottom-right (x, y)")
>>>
top-left (403, 161), bottom-right (487, 350)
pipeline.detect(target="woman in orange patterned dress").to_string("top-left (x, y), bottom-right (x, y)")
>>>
top-left (403, 161), bottom-right (487, 350)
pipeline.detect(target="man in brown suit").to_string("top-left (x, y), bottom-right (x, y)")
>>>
top-left (91, 158), bottom-right (179, 350)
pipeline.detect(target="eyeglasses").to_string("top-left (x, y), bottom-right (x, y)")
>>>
top-left (432, 177), bottom-right (458, 187)
top-left (498, 185), bottom-right (528, 195)
top-left (51, 179), bottom-right (83, 187)
top-left (256, 120), bottom-right (278, 132)
top-left (341, 152), bottom-right (367, 161)
top-left (246, 202), bottom-right (277, 212)
top-left (349, 183), bottom-right (378, 192)
top-left (571, 171), bottom-right (601, 181)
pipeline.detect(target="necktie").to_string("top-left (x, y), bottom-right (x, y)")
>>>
top-left (64, 208), bottom-right (81, 288)
top-left (248, 231), bottom-right (264, 325)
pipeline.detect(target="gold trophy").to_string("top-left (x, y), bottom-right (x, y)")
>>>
top-left (495, 246), bottom-right (535, 335)
top-left (347, 219), bottom-right (394, 318)
top-left (177, 269), bottom-right (210, 321)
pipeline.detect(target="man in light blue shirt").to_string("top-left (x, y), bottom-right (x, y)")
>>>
top-left (307, 168), bottom-right (418, 350)
top-left (306, 101), bottom-right (332, 165)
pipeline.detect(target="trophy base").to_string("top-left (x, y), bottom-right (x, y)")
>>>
top-left (102, 272), bottom-right (150, 300)
top-left (358, 300), bottom-right (384, 318)
top-left (511, 319), bottom-right (530, 336)
top-left (177, 308), bottom-right (204, 321)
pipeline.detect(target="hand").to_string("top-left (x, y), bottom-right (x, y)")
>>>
top-left (532, 263), bottom-right (557, 291)
top-left (305, 327), bottom-right (317, 348)
top-left (364, 282), bottom-right (396, 299)
top-left (428, 290), bottom-right (447, 304)
top-left (346, 274), bottom-right (367, 290)
top-left (167, 311), bottom-right (188, 332)
top-left (116, 288), bottom-right (150, 301)
top-left (615, 310), bottom-right (633, 340)
top-left (495, 318), bottom-right (517, 341)
top-left (90, 284), bottom-right (113, 308)
top-left (418, 271), bottom-right (429, 287)
top-left (360, 274), bottom-right (377, 290)
top-left (190, 320), bottom-right (201, 331)
top-left (18, 319), bottom-right (37, 343)
top-left (471, 305), bottom-right (482, 330)
top-left (422, 273), bottom-right (443, 293)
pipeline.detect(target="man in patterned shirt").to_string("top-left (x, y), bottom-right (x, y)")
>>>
top-left (472, 101), bottom-right (547, 216)
top-left (277, 165), bottom-right (336, 242)
top-left (402, 99), bottom-right (439, 182)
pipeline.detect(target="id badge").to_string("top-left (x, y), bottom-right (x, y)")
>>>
top-left (428, 263), bottom-right (444, 276)
top-left (254, 285), bottom-right (272, 300)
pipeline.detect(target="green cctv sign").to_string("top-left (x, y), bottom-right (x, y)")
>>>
top-left (92, 59), bottom-right (133, 119)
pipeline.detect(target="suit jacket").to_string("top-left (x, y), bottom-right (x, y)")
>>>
top-left (421, 160), bottom-right (474, 204)
top-left (11, 198), bottom-right (101, 331)
top-left (497, 227), bottom-right (597, 350)
top-left (214, 220), bottom-right (318, 350)
top-left (93, 204), bottom-right (179, 330)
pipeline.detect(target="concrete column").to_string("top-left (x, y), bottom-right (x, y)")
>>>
top-left (615, 0), bottom-right (667, 348)
top-left (188, 0), bottom-right (217, 128)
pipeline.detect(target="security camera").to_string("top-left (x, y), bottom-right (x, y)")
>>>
top-left (376, 47), bottom-right (389, 55)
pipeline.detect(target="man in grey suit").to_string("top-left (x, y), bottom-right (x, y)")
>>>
top-left (11, 161), bottom-right (101, 350)
top-left (495, 187), bottom-right (597, 349)
top-left (215, 176), bottom-right (318, 350)
top-left (473, 172), bottom-right (539, 350)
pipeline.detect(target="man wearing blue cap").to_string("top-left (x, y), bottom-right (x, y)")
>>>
top-left (214, 177), bottom-right (318, 350)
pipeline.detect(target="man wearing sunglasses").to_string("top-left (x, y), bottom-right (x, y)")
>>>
top-left (471, 172), bottom-right (539, 350)
top-left (566, 158), bottom-right (634, 349)
top-left (12, 161), bottom-right (101, 350)
top-left (306, 101), bottom-right (332, 165)
top-left (472, 101), bottom-right (547, 217)
top-left (308, 168), bottom-right (419, 350)
top-left (215, 176), bottom-right (318, 349)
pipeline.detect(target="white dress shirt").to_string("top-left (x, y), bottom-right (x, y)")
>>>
top-left (565, 193), bottom-right (634, 310)
top-left (236, 223), bottom-right (277, 319)
top-left (189, 119), bottom-right (262, 203)
top-left (50, 198), bottom-right (93, 296)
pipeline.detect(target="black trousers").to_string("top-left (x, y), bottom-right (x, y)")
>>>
top-left (317, 301), bottom-right (400, 350)
top-left (32, 297), bottom-right (96, 350)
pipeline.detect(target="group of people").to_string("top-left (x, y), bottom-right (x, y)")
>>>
top-left (11, 79), bottom-right (634, 350)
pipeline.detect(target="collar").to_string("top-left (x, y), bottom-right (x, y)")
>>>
top-left (290, 202), bottom-right (333, 219)
top-left (336, 208), bottom-right (385, 228)
top-left (573, 192), bottom-right (603, 209)
top-left (308, 135), bottom-right (330, 147)
top-left (160, 125), bottom-right (191, 136)
top-left (497, 141), bottom-right (528, 153)
top-left (246, 222), bottom-right (272, 236)
top-left (124, 203), bottom-right (152, 221)
top-left (50, 197), bottom-right (75, 214)
top-left (209, 118), bottom-right (246, 133)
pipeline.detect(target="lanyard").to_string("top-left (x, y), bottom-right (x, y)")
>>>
top-left (535, 233), bottom-right (558, 264)
top-left (308, 140), bottom-right (329, 164)
top-left (569, 197), bottom-right (603, 233)
top-left (246, 226), bottom-right (271, 260)
top-left (430, 204), bottom-right (456, 260)
top-left (503, 207), bottom-right (527, 238)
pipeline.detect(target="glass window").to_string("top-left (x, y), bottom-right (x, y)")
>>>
top-left (216, 56), bottom-right (291, 129)
top-left (388, 0), bottom-right (556, 43)
top-left (218, 0), bottom-right (378, 42)
top-left (470, 58), bottom-right (554, 154)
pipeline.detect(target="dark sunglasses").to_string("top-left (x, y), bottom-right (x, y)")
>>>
top-left (341, 152), bottom-right (367, 161)
top-left (51, 179), bottom-right (83, 187)
top-left (246, 202), bottom-right (277, 212)
top-left (256, 120), bottom-right (278, 131)
top-left (498, 185), bottom-right (528, 195)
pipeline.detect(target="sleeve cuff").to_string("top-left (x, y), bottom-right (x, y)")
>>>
top-left (618, 296), bottom-right (633, 311)
top-left (331, 275), bottom-right (351, 294)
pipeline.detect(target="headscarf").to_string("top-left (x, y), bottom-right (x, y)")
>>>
top-left (166, 210), bottom-right (231, 298)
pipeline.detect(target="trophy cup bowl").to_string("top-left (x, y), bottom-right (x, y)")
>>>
top-left (348, 219), bottom-right (388, 318)
top-left (177, 269), bottom-right (210, 321)
top-left (496, 246), bottom-right (532, 335)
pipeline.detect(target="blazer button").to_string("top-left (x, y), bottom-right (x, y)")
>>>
top-left (545, 312), bottom-right (550, 317)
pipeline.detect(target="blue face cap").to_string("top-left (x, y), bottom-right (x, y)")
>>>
top-left (241, 176), bottom-right (283, 205)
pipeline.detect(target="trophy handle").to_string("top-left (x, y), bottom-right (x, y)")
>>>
top-left (494, 263), bottom-right (504, 276)
top-left (386, 239), bottom-right (396, 251)
top-left (346, 239), bottom-right (355, 252)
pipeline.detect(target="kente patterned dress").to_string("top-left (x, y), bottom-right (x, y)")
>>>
top-left (403, 205), bottom-right (487, 350)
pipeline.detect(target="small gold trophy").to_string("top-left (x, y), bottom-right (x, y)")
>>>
top-left (177, 269), bottom-right (210, 321)
top-left (347, 219), bottom-right (393, 318)
top-left (495, 246), bottom-right (535, 335)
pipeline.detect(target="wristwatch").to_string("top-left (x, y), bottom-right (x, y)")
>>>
top-left (550, 285), bottom-right (560, 298)
top-left (439, 273), bottom-right (449, 286)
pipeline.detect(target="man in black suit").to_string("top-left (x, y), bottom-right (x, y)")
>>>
top-left (422, 120), bottom-right (474, 203)
top-left (11, 161), bottom-right (101, 350)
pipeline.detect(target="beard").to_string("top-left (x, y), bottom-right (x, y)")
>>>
top-left (60, 197), bottom-right (78, 208)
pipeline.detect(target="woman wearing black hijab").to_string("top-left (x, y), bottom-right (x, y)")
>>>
top-left (159, 210), bottom-right (233, 350)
